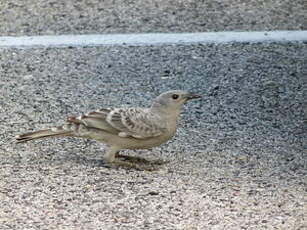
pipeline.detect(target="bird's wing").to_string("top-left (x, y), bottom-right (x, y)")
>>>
top-left (67, 108), bottom-right (167, 139)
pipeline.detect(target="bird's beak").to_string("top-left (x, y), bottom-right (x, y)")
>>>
top-left (186, 93), bottom-right (201, 100)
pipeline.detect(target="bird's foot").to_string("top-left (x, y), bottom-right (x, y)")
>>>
top-left (116, 154), bottom-right (169, 164)
top-left (102, 155), bottom-right (169, 171)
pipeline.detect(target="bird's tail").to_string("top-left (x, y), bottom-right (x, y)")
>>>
top-left (16, 126), bottom-right (72, 143)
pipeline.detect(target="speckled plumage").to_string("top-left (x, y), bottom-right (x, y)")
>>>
top-left (16, 90), bottom-right (200, 164)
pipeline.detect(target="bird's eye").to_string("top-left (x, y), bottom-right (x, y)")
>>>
top-left (172, 94), bottom-right (179, 100)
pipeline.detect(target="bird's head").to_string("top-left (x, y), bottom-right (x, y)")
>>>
top-left (151, 90), bottom-right (201, 113)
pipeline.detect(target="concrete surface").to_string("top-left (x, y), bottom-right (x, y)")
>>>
top-left (0, 43), bottom-right (306, 229)
top-left (1, 0), bottom-right (306, 36)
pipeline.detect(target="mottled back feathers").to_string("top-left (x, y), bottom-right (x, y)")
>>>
top-left (67, 108), bottom-right (166, 139)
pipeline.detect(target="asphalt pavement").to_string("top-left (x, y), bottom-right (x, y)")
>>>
top-left (1, 0), bottom-right (306, 35)
top-left (1, 43), bottom-right (306, 229)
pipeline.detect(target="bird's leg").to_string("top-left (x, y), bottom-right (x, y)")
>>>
top-left (103, 147), bottom-right (149, 170)
top-left (103, 146), bottom-right (120, 163)
top-left (103, 147), bottom-right (131, 165)
top-left (103, 147), bottom-right (165, 171)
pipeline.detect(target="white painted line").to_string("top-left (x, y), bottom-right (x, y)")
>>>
top-left (0, 31), bottom-right (306, 48)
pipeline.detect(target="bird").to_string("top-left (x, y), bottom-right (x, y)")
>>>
top-left (16, 90), bottom-right (201, 167)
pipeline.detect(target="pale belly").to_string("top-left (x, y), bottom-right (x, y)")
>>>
top-left (89, 127), bottom-right (176, 150)
top-left (112, 132), bottom-right (175, 149)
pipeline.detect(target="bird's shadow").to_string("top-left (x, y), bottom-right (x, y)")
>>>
top-left (73, 155), bottom-right (170, 171)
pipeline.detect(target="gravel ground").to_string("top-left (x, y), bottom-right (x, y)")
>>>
top-left (0, 43), bottom-right (306, 229)
top-left (1, 0), bottom-right (306, 36)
